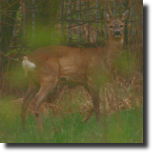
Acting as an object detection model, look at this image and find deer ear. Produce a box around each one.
[120,10,129,21]
[103,10,111,22]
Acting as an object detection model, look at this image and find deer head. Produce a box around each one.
[103,10,129,42]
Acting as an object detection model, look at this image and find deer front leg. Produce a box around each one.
[82,84,100,123]
[89,85,100,123]
[82,108,94,123]
[82,84,94,123]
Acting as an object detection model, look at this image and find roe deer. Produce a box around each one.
[21,10,129,130]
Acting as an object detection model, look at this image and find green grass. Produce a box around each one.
[0,98,143,143]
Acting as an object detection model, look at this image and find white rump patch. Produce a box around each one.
[22,56,36,71]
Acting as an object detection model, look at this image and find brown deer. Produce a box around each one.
[21,9,129,130]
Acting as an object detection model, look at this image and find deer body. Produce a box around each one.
[21,10,129,130]
[24,46,105,83]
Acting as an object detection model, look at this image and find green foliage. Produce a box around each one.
[114,51,139,76]
[0,99,143,143]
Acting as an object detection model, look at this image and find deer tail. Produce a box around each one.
[22,56,36,77]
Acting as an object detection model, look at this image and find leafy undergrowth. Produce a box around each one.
[0,97,143,143]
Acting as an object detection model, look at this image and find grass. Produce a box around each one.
[0,98,143,143]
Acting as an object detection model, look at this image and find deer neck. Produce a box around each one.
[104,38,124,71]
[106,38,123,58]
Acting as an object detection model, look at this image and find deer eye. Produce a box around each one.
[120,25,123,28]
[109,26,113,28]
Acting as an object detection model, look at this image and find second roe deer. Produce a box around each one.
[21,9,129,130]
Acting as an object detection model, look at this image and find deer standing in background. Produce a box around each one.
[21,10,129,131]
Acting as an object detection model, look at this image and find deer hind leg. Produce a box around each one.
[91,87,100,123]
[31,80,57,131]
[21,79,38,126]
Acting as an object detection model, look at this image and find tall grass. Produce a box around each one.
[0,96,143,143]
